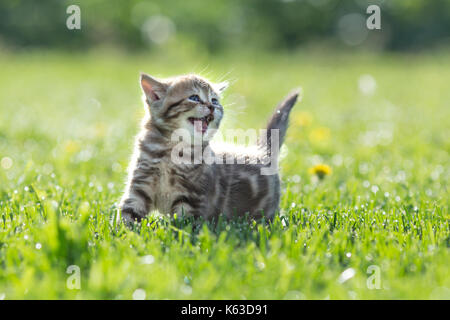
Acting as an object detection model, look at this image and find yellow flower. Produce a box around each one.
[293,111,313,127]
[64,140,80,154]
[309,127,331,143]
[94,122,107,138]
[308,164,332,180]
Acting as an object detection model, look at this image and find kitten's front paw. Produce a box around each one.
[121,207,144,224]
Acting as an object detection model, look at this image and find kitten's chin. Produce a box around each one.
[172,117,219,145]
[189,124,218,145]
[202,123,219,142]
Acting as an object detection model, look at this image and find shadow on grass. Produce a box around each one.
[123,210,288,249]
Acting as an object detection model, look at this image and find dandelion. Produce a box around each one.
[308,164,332,180]
[64,140,80,154]
[132,288,146,300]
[1,157,13,170]
[309,127,330,143]
[338,268,355,284]
[94,122,107,138]
[293,111,313,127]
[140,255,155,265]
[358,74,377,96]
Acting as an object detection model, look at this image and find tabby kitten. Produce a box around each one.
[119,73,299,222]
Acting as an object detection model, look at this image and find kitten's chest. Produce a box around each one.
[153,161,200,211]
[152,161,177,210]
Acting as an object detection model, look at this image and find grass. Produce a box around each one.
[0,48,449,299]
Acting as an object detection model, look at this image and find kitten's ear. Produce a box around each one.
[140,73,168,102]
[214,81,229,95]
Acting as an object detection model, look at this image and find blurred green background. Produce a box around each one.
[0,0,449,52]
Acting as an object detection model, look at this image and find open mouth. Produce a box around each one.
[188,115,214,134]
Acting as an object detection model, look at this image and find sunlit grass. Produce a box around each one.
[0,49,449,299]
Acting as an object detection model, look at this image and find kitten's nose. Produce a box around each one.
[206,104,214,113]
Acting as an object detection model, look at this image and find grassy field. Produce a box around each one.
[0,48,449,299]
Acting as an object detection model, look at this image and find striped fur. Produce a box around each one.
[119,73,298,223]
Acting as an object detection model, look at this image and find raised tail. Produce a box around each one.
[259,89,300,153]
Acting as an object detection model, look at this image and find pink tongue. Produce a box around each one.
[194,120,207,133]
[202,121,208,133]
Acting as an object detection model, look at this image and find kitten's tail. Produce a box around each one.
[259,89,300,154]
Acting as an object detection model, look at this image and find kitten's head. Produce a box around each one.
[140,73,227,142]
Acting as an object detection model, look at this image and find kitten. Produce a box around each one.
[119,73,299,222]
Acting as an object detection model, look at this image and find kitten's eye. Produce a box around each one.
[211,98,219,105]
[189,94,200,102]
